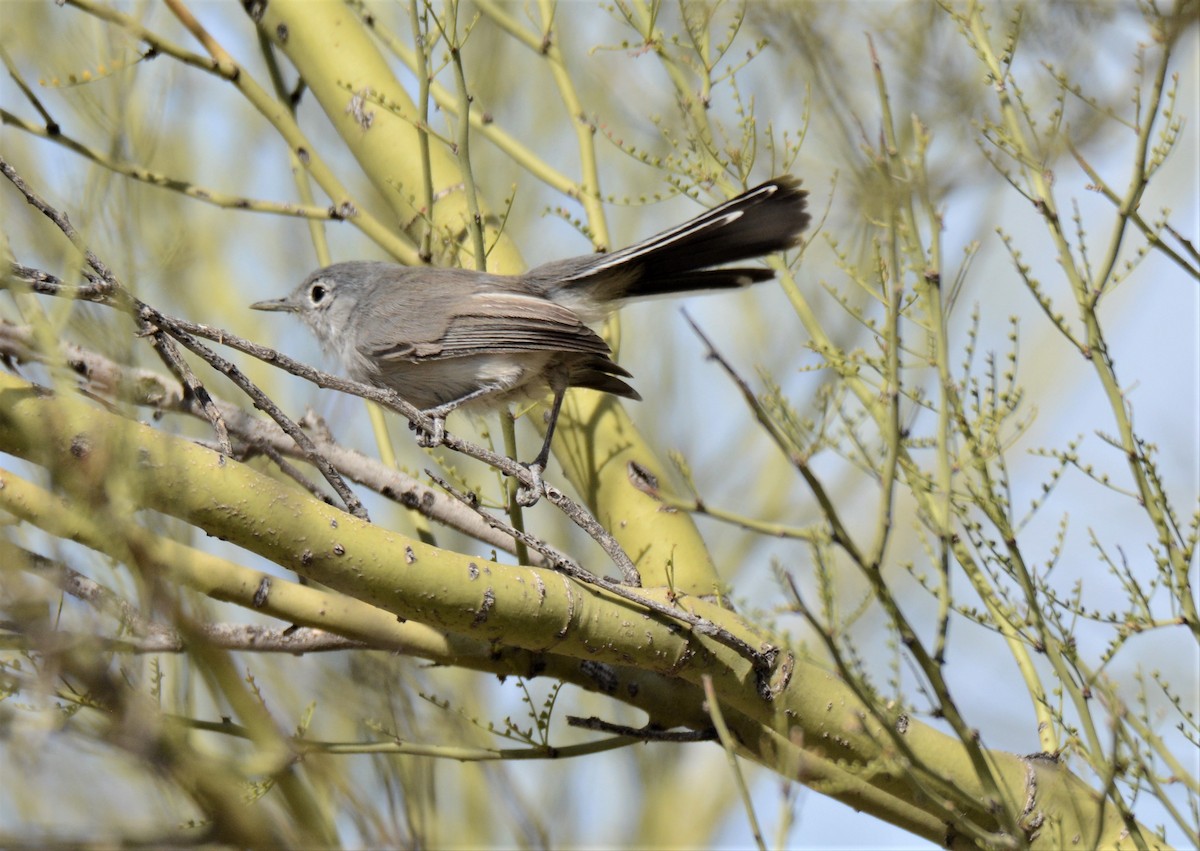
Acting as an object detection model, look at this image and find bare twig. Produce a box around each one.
[682,309,866,566]
[149,316,369,520]
[566,715,716,742]
[702,674,767,851]
[146,328,233,455]
[252,440,341,506]
[426,470,587,573]
[0,160,120,291]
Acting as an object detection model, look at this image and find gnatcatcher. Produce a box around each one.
[252,176,810,505]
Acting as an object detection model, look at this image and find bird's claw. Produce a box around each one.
[411,415,446,449]
[515,462,545,508]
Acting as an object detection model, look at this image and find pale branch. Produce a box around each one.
[2,621,366,655]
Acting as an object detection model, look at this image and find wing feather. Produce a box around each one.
[369,292,611,362]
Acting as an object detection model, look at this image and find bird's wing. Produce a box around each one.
[368,292,613,362]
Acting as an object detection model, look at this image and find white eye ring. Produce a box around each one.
[309,282,329,305]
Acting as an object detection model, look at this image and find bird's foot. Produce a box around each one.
[515,461,545,508]
[410,415,446,449]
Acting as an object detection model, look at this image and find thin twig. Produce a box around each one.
[682,308,866,566]
[253,441,339,506]
[0,157,119,292]
[0,43,59,132]
[148,315,368,520]
[147,329,233,455]
[702,674,767,851]
[566,715,716,742]
[426,471,584,572]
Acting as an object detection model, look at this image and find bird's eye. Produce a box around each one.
[309,283,328,305]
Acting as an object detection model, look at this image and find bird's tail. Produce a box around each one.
[539,176,810,305]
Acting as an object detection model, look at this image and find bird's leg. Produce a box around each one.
[413,383,506,448]
[516,385,566,508]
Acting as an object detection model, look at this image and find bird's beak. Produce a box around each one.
[249,298,297,312]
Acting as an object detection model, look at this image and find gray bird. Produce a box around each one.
[252,176,810,505]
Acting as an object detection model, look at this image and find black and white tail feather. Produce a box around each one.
[532,176,810,304]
